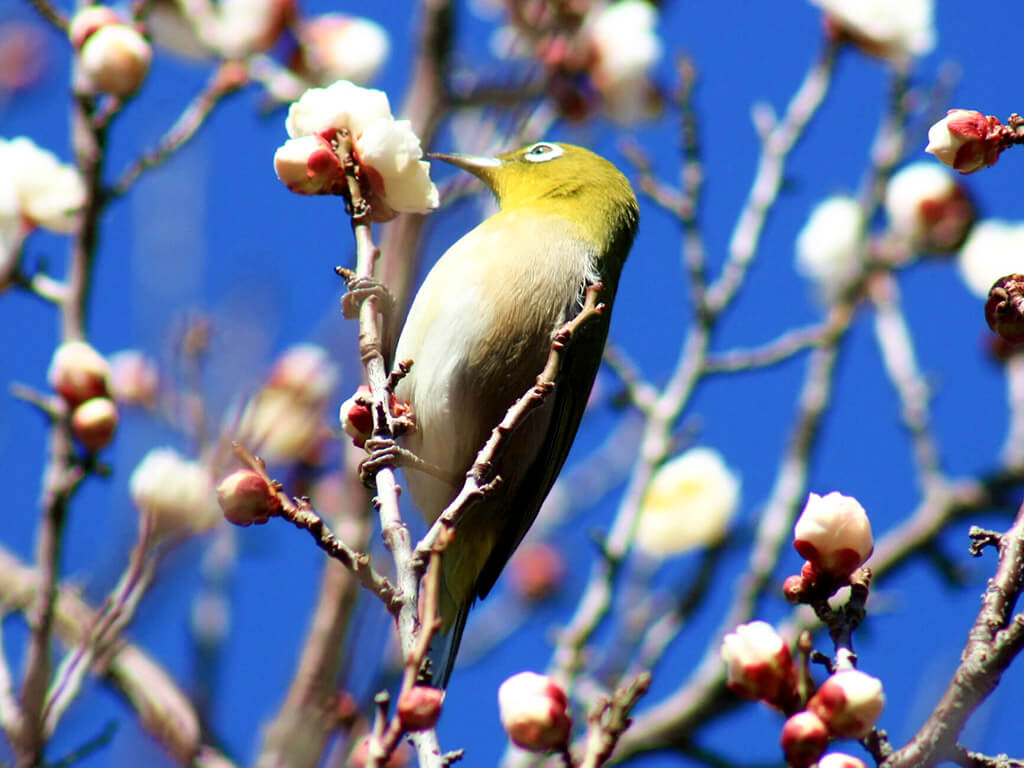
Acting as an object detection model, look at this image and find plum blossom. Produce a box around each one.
[498,672,572,752]
[807,669,885,738]
[130,447,220,536]
[276,80,438,218]
[781,711,829,768]
[795,196,864,298]
[884,162,973,252]
[793,491,873,577]
[926,110,1007,175]
[721,621,798,709]
[0,137,85,233]
[587,1,662,122]
[957,220,1024,299]
[79,23,152,96]
[635,447,740,557]
[301,14,389,85]
[809,0,934,61]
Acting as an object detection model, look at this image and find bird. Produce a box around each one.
[391,141,638,685]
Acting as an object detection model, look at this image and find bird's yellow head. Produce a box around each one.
[431,142,639,262]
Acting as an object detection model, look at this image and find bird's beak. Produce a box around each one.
[428,152,502,184]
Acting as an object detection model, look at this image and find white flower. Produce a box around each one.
[280,80,438,217]
[795,196,864,297]
[302,14,389,85]
[809,0,934,60]
[79,23,152,96]
[721,621,797,707]
[130,447,220,536]
[807,669,885,738]
[0,137,86,232]
[793,491,873,577]
[885,163,955,238]
[267,343,338,403]
[635,447,740,557]
[497,672,571,752]
[958,220,1024,299]
[587,0,661,122]
[214,0,292,58]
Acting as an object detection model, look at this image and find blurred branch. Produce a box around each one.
[23,0,67,32]
[702,323,828,374]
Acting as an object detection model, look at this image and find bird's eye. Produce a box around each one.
[524,143,564,163]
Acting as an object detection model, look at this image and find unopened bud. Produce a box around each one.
[819,753,869,768]
[274,135,346,196]
[497,672,572,752]
[780,711,829,768]
[396,686,444,732]
[793,492,873,578]
[70,397,118,451]
[340,386,373,447]
[69,5,121,49]
[925,110,1006,175]
[884,162,974,253]
[49,340,111,406]
[720,621,798,710]
[217,469,280,526]
[985,274,1024,344]
[80,23,151,97]
[807,669,885,739]
[508,542,565,601]
[347,736,410,768]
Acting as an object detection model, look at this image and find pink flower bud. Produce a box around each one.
[793,492,873,578]
[396,686,444,732]
[818,754,869,768]
[49,340,111,407]
[508,542,565,601]
[497,672,572,752]
[720,621,798,709]
[780,711,829,768]
[273,135,346,196]
[339,386,373,447]
[217,469,281,526]
[70,397,118,451]
[808,669,885,739]
[926,110,1006,175]
[69,5,122,50]
[108,350,160,407]
[347,736,410,768]
[79,23,152,97]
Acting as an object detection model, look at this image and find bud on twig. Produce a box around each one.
[217,469,281,526]
[793,492,873,578]
[925,110,1008,175]
[807,669,885,738]
[497,672,572,752]
[49,340,111,407]
[720,621,799,710]
[396,686,444,732]
[780,710,829,768]
[70,396,118,451]
[985,274,1024,343]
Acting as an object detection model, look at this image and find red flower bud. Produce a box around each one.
[781,711,829,768]
[217,469,281,526]
[396,686,444,732]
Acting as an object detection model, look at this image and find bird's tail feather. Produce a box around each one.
[428,599,470,688]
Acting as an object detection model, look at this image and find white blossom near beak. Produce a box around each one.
[278,80,438,218]
[301,14,389,85]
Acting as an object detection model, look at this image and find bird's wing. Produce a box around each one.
[473,278,615,600]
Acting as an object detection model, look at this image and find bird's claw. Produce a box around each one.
[359,436,401,487]
[342,276,394,320]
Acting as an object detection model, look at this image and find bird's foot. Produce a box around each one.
[358,437,458,488]
[340,273,395,320]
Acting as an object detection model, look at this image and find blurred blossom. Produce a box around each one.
[926,110,1006,175]
[884,162,974,252]
[69,5,122,49]
[235,344,337,464]
[49,340,111,407]
[507,541,565,601]
[795,196,864,298]
[217,469,279,526]
[108,350,160,407]
[190,591,230,645]
[130,447,220,537]
[213,0,293,58]
[818,754,869,768]
[958,220,1024,299]
[70,397,119,451]
[634,446,739,557]
[809,0,934,60]
[396,686,445,731]
[79,23,152,97]
[781,711,829,768]
[985,274,1024,344]
[807,669,885,738]
[793,491,873,577]
[301,14,389,85]
[497,672,572,752]
[586,0,661,122]
[0,137,85,233]
[279,80,438,219]
[0,21,46,91]
[720,621,798,709]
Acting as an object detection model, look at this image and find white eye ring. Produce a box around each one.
[523,143,564,163]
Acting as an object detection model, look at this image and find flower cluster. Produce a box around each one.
[809,0,934,61]
[274,80,438,220]
[48,341,119,452]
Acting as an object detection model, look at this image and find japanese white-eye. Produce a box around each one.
[393,141,638,684]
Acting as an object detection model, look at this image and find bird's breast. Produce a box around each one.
[393,209,597,520]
